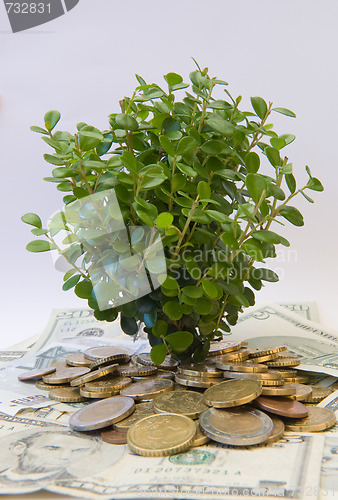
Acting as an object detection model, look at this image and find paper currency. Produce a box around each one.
[0,411,324,499]
[229,302,338,378]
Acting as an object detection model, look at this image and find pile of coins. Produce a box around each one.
[18,341,336,457]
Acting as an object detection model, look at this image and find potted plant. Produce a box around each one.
[22,62,323,364]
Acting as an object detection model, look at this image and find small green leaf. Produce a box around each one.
[307,177,324,191]
[121,315,138,335]
[245,152,260,173]
[152,320,168,338]
[251,97,267,119]
[62,275,81,291]
[285,173,296,194]
[270,137,287,150]
[182,286,203,299]
[272,107,296,118]
[163,301,183,320]
[161,276,179,290]
[252,230,290,247]
[52,167,74,178]
[164,72,183,86]
[160,136,176,157]
[44,110,60,131]
[30,126,49,135]
[253,268,279,282]
[150,343,167,365]
[177,136,196,155]
[74,280,93,299]
[176,163,197,178]
[205,210,230,224]
[197,181,211,200]
[115,114,139,131]
[156,212,174,229]
[206,115,235,136]
[265,147,280,167]
[78,126,104,151]
[300,190,314,203]
[31,228,48,236]
[201,278,218,299]
[26,240,55,252]
[21,213,42,228]
[246,173,267,204]
[279,206,304,226]
[44,154,65,166]
[221,232,239,250]
[164,331,194,353]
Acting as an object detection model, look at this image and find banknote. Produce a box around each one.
[279,302,319,322]
[0,411,324,499]
[229,302,338,378]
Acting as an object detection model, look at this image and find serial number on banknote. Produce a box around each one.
[5,3,51,14]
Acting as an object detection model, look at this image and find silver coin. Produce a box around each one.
[84,346,133,361]
[199,406,273,446]
[69,396,135,431]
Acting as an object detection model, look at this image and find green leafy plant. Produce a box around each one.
[22,62,323,364]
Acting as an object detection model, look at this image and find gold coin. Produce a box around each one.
[277,352,298,359]
[84,346,133,361]
[203,379,262,408]
[223,371,284,385]
[85,375,132,392]
[266,358,300,368]
[48,387,85,402]
[191,421,210,447]
[70,364,119,387]
[282,376,309,384]
[249,353,279,363]
[284,406,336,432]
[153,390,208,418]
[69,396,135,431]
[42,366,91,385]
[215,361,268,373]
[210,348,251,363]
[18,367,56,381]
[135,353,179,370]
[120,379,174,401]
[35,380,69,391]
[66,353,93,368]
[249,346,287,357]
[117,365,157,377]
[262,384,297,397]
[306,386,332,403]
[127,413,196,457]
[175,373,221,389]
[114,402,156,431]
[90,354,130,369]
[130,354,145,367]
[80,387,117,399]
[208,340,242,356]
[269,369,298,379]
[267,415,285,444]
[286,383,313,401]
[199,406,273,446]
[178,363,223,378]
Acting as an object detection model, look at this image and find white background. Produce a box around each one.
[1,0,337,349]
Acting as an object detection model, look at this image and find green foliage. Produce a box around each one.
[24,63,323,362]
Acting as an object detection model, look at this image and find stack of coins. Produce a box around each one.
[17,342,336,456]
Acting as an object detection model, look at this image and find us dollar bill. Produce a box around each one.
[0,411,324,499]
[229,302,338,378]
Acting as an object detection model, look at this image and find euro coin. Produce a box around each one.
[306,386,332,403]
[120,379,174,401]
[135,353,179,370]
[208,340,242,356]
[203,379,262,408]
[35,380,69,391]
[191,421,210,447]
[90,354,130,369]
[80,387,117,399]
[269,369,298,379]
[199,407,273,446]
[178,363,223,378]
[70,364,119,387]
[175,373,220,389]
[84,346,133,361]
[18,367,56,381]
[69,396,135,431]
[255,396,309,418]
[267,415,285,444]
[266,358,300,368]
[42,366,90,385]
[127,413,196,457]
[287,383,313,401]
[48,387,85,403]
[153,390,208,418]
[113,402,156,431]
[66,353,93,368]
[261,384,297,397]
[117,366,157,377]
[154,370,176,380]
[249,346,287,357]
[282,376,309,384]
[101,427,128,445]
[249,353,279,363]
[223,371,284,385]
[284,406,336,432]
[84,375,132,392]
[215,361,268,373]
[210,348,251,362]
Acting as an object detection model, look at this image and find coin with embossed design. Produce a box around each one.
[84,346,133,361]
[18,367,56,381]
[42,366,90,385]
[85,375,132,392]
[120,379,174,401]
[153,390,208,418]
[70,364,119,387]
[208,341,242,356]
[66,353,93,368]
[284,406,336,432]
[203,379,262,408]
[48,386,85,403]
[114,402,156,431]
[127,413,196,456]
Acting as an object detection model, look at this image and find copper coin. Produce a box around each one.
[69,396,135,431]
[284,406,336,432]
[255,396,309,418]
[42,366,90,385]
[101,427,128,445]
[84,346,133,361]
[18,367,56,381]
[66,353,93,368]
[70,364,119,386]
